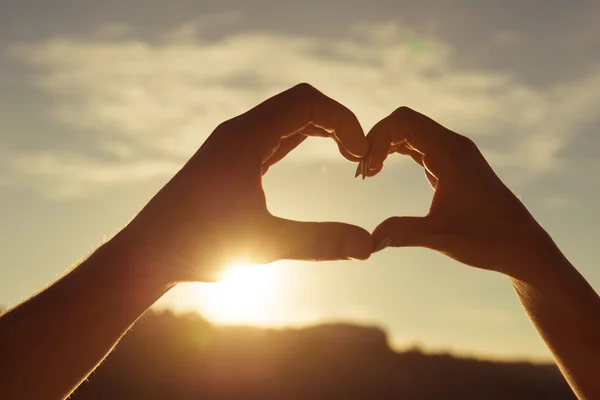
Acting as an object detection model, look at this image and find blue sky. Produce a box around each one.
[1,0,600,361]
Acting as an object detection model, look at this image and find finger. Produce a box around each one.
[228,83,368,162]
[296,124,360,162]
[361,139,399,178]
[389,142,405,153]
[366,106,458,175]
[424,169,437,189]
[263,134,307,172]
[266,217,373,261]
[372,216,443,252]
[396,145,438,188]
[262,124,360,174]
[337,141,362,162]
[302,124,331,138]
[394,142,424,167]
[365,143,438,187]
[365,126,394,172]
[363,163,383,177]
[363,142,421,178]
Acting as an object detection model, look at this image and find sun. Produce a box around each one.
[199,261,280,325]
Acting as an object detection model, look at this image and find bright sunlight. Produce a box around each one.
[195,261,281,325]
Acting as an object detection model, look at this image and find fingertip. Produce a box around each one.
[342,139,370,160]
[342,226,373,260]
[348,252,371,261]
[366,154,387,174]
[351,135,370,158]
[358,138,371,158]
[372,216,436,249]
[371,217,399,245]
[337,142,364,163]
[364,161,383,178]
[373,237,392,253]
[364,132,391,175]
[270,218,373,262]
[335,115,369,159]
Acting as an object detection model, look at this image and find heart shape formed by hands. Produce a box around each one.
[125,83,545,283]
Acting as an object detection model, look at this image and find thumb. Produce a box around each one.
[265,216,373,262]
[372,216,442,252]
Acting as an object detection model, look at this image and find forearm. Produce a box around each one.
[0,232,173,400]
[510,237,600,399]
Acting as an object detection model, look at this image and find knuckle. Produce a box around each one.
[344,107,359,123]
[454,134,480,153]
[214,118,236,135]
[391,106,417,120]
[292,82,319,98]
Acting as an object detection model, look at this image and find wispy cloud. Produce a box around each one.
[7,152,181,198]
[6,18,600,197]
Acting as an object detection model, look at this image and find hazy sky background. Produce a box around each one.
[2,0,600,361]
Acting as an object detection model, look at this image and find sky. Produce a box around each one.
[1,0,600,361]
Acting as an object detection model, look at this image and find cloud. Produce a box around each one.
[7,151,181,198]
[93,23,132,39]
[6,18,600,196]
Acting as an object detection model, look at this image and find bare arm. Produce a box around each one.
[510,247,600,398]
[365,106,600,399]
[0,237,173,400]
[0,84,372,400]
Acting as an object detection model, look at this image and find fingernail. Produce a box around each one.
[361,160,365,179]
[355,161,363,178]
[343,235,372,260]
[374,237,392,252]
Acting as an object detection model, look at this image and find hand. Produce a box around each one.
[117,84,372,283]
[366,107,554,281]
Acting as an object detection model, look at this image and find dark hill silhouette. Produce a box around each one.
[70,311,575,399]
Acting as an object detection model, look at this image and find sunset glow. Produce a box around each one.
[197,262,280,325]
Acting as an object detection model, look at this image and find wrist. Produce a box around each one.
[99,229,177,295]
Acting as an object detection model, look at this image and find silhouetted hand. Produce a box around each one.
[119,84,372,283]
[366,107,553,281]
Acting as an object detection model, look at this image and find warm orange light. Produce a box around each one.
[200,261,279,324]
